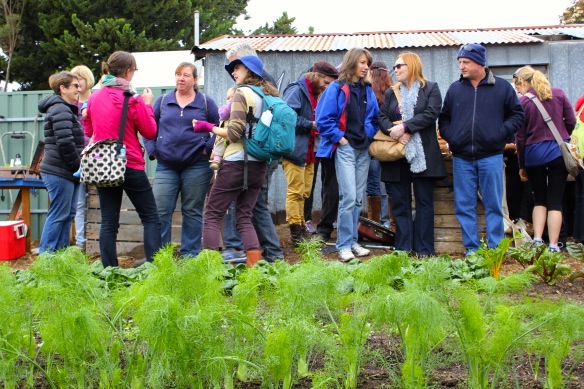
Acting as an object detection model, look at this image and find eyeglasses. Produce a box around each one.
[70,83,80,89]
[393,64,407,70]
[460,44,479,53]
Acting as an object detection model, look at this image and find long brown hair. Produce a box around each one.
[338,48,372,85]
[369,61,393,105]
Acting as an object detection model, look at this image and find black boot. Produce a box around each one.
[289,224,305,246]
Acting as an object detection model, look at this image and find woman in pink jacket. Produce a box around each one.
[85,51,161,267]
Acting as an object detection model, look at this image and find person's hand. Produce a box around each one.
[397,133,411,144]
[192,119,215,133]
[519,168,529,182]
[141,88,153,105]
[389,124,405,140]
[339,137,349,146]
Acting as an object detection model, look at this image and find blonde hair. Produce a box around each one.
[397,52,427,89]
[48,71,78,95]
[514,66,552,101]
[70,65,95,89]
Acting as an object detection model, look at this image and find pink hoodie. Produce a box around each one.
[85,87,157,170]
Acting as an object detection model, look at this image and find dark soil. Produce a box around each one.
[5,227,584,388]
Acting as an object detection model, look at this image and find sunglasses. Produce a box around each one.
[70,83,80,89]
[393,64,407,70]
[460,44,479,53]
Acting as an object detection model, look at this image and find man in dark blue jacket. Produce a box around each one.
[439,43,524,255]
[282,61,338,245]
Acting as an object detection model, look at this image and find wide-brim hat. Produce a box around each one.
[225,55,264,81]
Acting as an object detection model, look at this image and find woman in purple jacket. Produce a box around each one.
[513,66,576,252]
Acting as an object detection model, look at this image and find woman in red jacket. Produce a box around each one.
[85,51,161,267]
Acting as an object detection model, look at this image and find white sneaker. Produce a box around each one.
[338,248,355,262]
[351,243,370,257]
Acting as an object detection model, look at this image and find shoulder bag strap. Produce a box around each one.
[117,90,132,151]
[524,92,564,146]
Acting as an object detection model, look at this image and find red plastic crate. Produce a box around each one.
[0,221,27,261]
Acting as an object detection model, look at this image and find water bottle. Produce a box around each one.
[14,154,22,167]
[117,147,127,161]
[260,108,273,126]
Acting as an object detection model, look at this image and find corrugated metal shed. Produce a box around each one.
[191,24,584,57]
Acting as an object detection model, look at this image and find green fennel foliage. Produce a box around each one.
[25,248,113,388]
[0,264,35,389]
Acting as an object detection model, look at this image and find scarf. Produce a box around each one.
[100,74,136,94]
[400,81,426,173]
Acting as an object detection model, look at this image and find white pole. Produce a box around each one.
[194,11,200,46]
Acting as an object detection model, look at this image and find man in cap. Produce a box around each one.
[439,43,524,255]
[281,61,339,245]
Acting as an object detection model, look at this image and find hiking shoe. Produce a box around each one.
[338,248,355,262]
[351,243,370,257]
[305,220,317,234]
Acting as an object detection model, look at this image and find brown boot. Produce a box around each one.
[246,250,262,268]
[367,196,382,223]
[289,223,306,246]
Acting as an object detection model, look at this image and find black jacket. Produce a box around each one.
[38,95,85,181]
[378,81,446,182]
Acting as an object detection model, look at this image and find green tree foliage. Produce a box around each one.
[252,12,304,35]
[10,0,249,90]
[0,0,27,90]
[562,0,584,24]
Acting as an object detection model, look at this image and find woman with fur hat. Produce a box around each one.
[193,55,278,266]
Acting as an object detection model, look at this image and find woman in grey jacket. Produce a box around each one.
[379,52,445,256]
[38,71,85,253]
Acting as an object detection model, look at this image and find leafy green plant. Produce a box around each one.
[24,247,115,388]
[450,289,531,389]
[508,243,571,285]
[0,264,37,389]
[476,237,513,279]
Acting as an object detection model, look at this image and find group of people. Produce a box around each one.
[36,41,582,266]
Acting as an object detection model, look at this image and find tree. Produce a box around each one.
[0,0,27,91]
[9,0,249,90]
[561,0,584,24]
[251,12,311,35]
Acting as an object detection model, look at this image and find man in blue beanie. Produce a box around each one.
[439,43,524,256]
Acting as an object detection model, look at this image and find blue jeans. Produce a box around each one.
[222,160,284,260]
[97,168,161,267]
[335,144,370,250]
[74,184,87,247]
[39,173,80,253]
[153,159,212,257]
[453,155,504,251]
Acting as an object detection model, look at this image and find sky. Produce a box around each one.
[235,0,576,34]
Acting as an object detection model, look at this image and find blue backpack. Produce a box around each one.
[240,84,297,162]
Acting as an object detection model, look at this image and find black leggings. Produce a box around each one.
[526,156,568,211]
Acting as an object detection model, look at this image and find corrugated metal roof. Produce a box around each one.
[192,24,584,57]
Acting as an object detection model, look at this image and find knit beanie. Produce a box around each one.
[457,43,487,66]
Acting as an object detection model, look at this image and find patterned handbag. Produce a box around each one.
[80,91,131,187]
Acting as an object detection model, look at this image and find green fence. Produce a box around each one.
[0,86,175,240]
